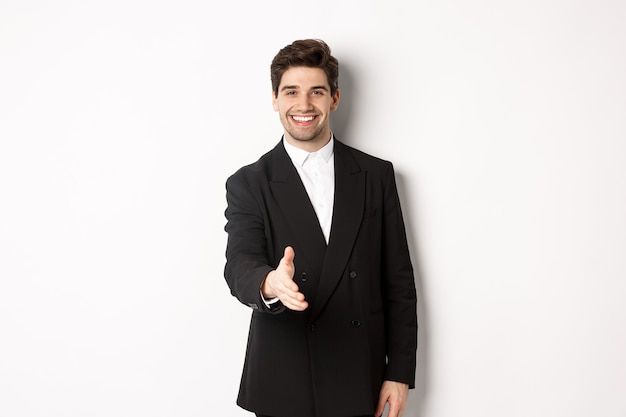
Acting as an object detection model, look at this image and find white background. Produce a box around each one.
[1,1,625,416]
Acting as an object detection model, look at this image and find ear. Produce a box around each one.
[272,91,279,112]
[330,89,340,111]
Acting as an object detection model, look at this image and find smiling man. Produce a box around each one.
[224,39,418,417]
[273,65,338,151]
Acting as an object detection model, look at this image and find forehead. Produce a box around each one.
[279,66,330,89]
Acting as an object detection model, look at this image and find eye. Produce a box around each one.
[312,90,324,95]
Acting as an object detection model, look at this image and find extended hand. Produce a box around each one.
[261,246,308,311]
[375,380,409,417]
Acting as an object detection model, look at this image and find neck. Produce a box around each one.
[284,131,332,153]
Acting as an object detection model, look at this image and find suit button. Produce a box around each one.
[351,320,361,327]
[308,323,316,332]
[349,271,357,279]
[301,272,308,282]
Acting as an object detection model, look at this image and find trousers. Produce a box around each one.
[256,415,375,417]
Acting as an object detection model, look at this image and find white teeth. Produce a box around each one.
[292,116,314,122]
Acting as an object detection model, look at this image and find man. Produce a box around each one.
[224,39,417,417]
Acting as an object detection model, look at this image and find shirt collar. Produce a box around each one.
[283,134,335,167]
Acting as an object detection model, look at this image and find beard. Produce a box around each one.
[285,126,325,142]
[282,115,327,143]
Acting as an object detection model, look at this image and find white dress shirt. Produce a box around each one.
[283,136,335,244]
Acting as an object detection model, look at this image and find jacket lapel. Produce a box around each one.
[309,141,365,321]
[269,142,327,279]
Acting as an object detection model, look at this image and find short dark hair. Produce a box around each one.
[271,39,339,96]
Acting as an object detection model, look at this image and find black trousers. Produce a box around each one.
[256,415,374,417]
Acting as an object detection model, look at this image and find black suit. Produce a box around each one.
[224,139,417,417]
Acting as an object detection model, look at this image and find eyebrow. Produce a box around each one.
[280,85,329,92]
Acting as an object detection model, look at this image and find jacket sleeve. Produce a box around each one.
[224,170,285,314]
[381,162,418,387]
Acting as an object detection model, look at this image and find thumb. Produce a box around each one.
[282,246,295,266]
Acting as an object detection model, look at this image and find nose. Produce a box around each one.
[296,94,314,111]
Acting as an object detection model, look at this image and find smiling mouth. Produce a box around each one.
[291,115,316,123]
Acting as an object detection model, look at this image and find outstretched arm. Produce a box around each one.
[225,171,308,313]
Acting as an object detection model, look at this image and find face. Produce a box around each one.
[272,66,340,151]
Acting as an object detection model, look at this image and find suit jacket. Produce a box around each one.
[224,138,417,417]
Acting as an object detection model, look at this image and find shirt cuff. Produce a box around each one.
[260,289,280,308]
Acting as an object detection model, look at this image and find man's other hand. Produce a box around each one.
[375,380,409,417]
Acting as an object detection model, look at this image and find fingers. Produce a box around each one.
[387,401,405,417]
[374,391,387,417]
[278,286,308,311]
[277,282,308,311]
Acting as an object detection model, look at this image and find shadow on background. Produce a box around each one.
[396,172,429,417]
[332,61,356,146]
